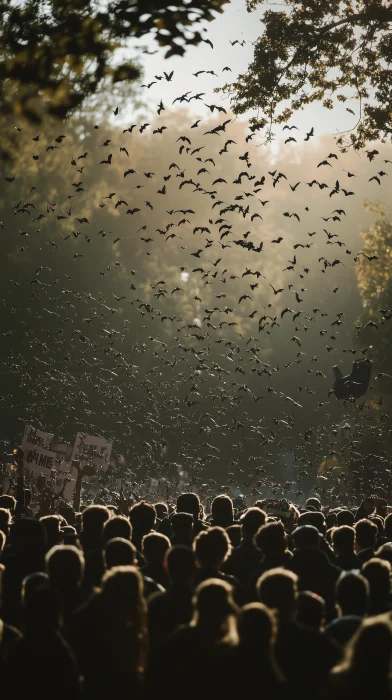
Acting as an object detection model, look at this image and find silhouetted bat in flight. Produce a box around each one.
[332,359,372,400]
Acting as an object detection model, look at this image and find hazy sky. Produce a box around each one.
[127,0,359,147]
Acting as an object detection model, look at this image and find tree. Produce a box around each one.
[220,0,392,149]
[356,202,392,375]
[0,0,228,127]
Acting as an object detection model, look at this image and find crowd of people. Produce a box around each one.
[0,468,391,700]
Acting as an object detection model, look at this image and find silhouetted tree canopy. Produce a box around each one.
[0,0,228,124]
[220,0,392,149]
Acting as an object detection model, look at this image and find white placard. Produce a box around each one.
[21,425,57,475]
[70,433,112,473]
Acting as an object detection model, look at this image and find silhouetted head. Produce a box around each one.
[226,524,242,548]
[355,519,378,551]
[154,502,169,520]
[336,510,355,527]
[292,524,320,550]
[193,578,238,637]
[238,602,276,650]
[334,615,392,679]
[165,545,196,584]
[171,512,194,543]
[240,507,266,539]
[40,515,62,550]
[176,493,201,519]
[336,571,369,617]
[103,515,132,544]
[297,591,325,630]
[82,505,110,545]
[332,525,356,554]
[0,495,16,516]
[0,508,11,537]
[211,495,234,528]
[298,510,326,534]
[129,501,156,535]
[46,544,85,590]
[306,497,321,512]
[194,526,231,569]
[257,568,298,621]
[363,558,391,604]
[255,521,287,556]
[104,537,137,569]
[142,532,170,565]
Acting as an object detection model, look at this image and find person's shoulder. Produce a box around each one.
[221,571,243,588]
[147,589,166,609]
[2,621,22,644]
[163,624,196,649]
[143,575,165,596]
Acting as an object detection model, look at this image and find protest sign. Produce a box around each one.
[260,498,292,521]
[21,425,58,476]
[70,433,112,473]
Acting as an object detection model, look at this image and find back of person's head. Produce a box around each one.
[165,545,195,584]
[297,511,326,534]
[11,517,46,555]
[337,509,355,527]
[22,572,48,605]
[257,567,298,619]
[104,537,137,569]
[306,497,321,511]
[255,521,287,556]
[23,580,59,633]
[194,526,231,569]
[362,558,391,601]
[142,532,170,564]
[211,495,234,528]
[226,524,242,548]
[326,512,337,530]
[154,502,169,520]
[334,615,392,679]
[176,493,201,519]
[193,578,238,634]
[332,525,355,554]
[336,571,369,616]
[100,565,145,615]
[292,524,320,550]
[238,602,276,650]
[0,495,16,515]
[102,515,132,544]
[0,508,11,537]
[82,505,110,540]
[240,507,266,539]
[297,591,325,630]
[171,512,193,540]
[355,518,378,550]
[384,513,392,542]
[58,503,76,527]
[375,542,392,565]
[370,514,385,539]
[40,515,61,548]
[129,501,156,534]
[46,544,85,590]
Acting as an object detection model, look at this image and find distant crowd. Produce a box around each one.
[0,468,391,700]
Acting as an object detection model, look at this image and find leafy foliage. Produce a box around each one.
[356,203,392,374]
[0,0,228,125]
[220,0,392,149]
